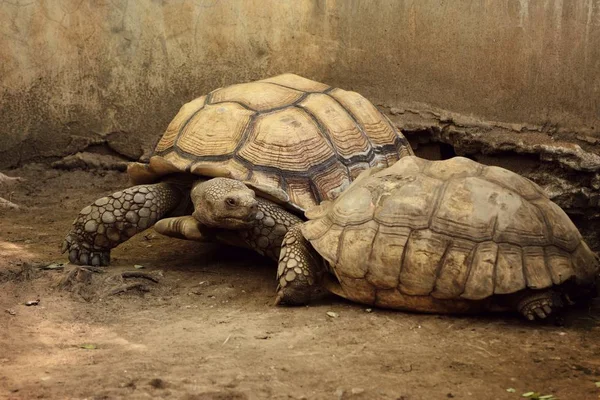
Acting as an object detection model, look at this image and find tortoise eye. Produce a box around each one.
[225,197,236,206]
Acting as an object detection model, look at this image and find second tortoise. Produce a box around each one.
[275,156,599,320]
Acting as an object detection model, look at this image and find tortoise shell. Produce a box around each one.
[302,156,599,309]
[128,74,413,211]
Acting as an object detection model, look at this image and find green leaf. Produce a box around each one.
[79,343,97,350]
[506,388,516,393]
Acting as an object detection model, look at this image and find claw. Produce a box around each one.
[542,305,552,314]
[534,307,547,319]
[526,313,535,321]
[69,249,79,263]
[273,292,284,306]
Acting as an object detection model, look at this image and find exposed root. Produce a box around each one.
[121,271,160,283]
[107,282,150,296]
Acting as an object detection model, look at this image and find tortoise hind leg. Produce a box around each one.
[274,224,323,306]
[63,182,183,266]
[515,290,562,321]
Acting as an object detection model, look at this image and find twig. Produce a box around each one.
[107,283,149,296]
[121,271,160,283]
[222,334,232,345]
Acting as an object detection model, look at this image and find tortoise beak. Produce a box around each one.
[246,200,259,221]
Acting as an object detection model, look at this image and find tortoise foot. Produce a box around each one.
[517,291,559,321]
[275,280,313,306]
[63,183,183,266]
[63,233,111,266]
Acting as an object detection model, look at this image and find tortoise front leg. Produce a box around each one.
[274,224,324,306]
[63,183,183,266]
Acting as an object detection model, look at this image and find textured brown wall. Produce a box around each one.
[1,0,599,168]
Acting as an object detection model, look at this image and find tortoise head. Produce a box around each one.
[191,178,258,229]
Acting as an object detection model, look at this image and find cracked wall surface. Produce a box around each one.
[1,0,599,168]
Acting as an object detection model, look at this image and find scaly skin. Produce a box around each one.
[63,183,183,266]
[274,224,323,305]
[239,198,302,261]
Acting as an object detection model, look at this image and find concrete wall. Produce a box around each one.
[1,0,599,168]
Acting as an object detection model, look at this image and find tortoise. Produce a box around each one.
[62,73,413,265]
[274,156,599,320]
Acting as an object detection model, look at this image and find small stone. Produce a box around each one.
[5,309,16,316]
[365,308,373,313]
[134,264,145,269]
[25,299,40,306]
[254,334,270,340]
[351,388,365,395]
[326,311,339,318]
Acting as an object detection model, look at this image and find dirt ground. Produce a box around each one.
[1,164,599,400]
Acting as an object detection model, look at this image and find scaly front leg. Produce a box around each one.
[274,224,324,306]
[63,183,183,266]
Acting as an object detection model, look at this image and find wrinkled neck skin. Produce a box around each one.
[161,174,206,217]
[236,197,303,261]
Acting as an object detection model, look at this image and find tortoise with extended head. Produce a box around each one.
[63,74,413,265]
[275,156,599,320]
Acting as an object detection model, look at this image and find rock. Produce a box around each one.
[51,152,128,171]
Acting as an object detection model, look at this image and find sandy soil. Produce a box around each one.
[1,164,599,400]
